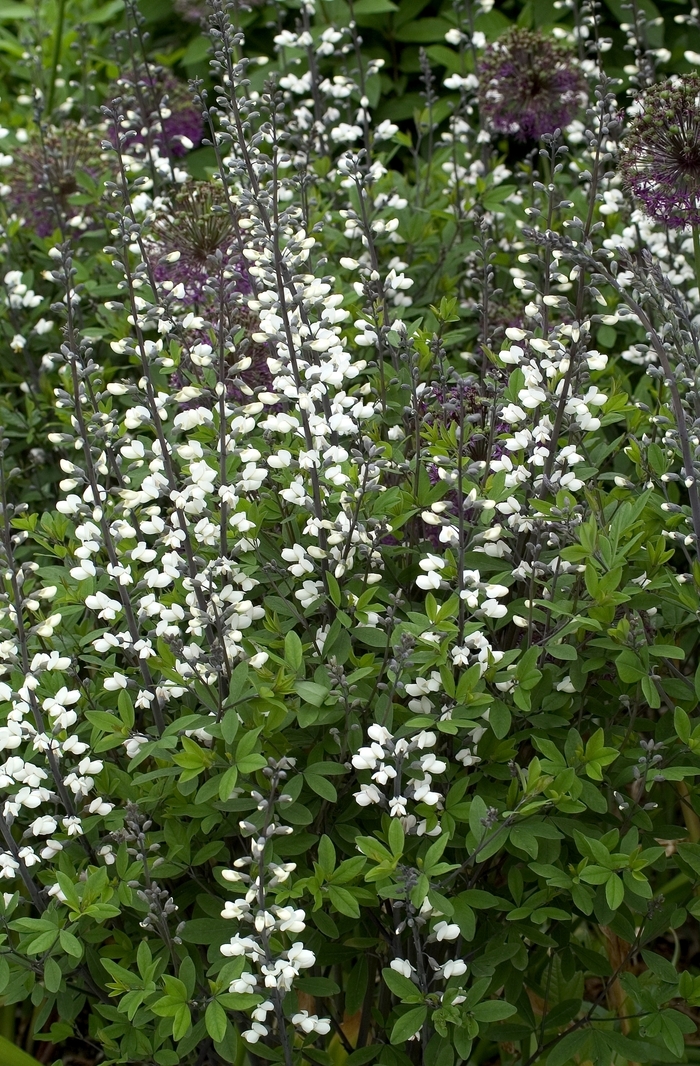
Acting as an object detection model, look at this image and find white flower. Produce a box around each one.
[85,591,122,621]
[274,907,306,933]
[375,119,398,141]
[433,921,460,941]
[286,943,316,969]
[331,123,362,143]
[354,783,383,806]
[390,958,416,979]
[282,544,314,578]
[417,554,446,590]
[294,580,323,609]
[104,673,128,691]
[419,753,446,775]
[481,599,508,619]
[442,959,468,978]
[455,747,481,768]
[444,73,478,91]
[292,1011,331,1035]
[30,815,57,836]
[242,1023,267,1044]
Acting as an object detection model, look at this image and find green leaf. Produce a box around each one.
[354,626,388,648]
[295,681,331,706]
[205,1001,228,1043]
[326,570,342,607]
[382,967,421,1001]
[390,1006,427,1044]
[471,1000,517,1022]
[480,185,518,212]
[235,727,262,761]
[0,1036,44,1066]
[59,929,83,958]
[306,774,337,801]
[284,631,303,674]
[0,2,35,18]
[237,754,267,774]
[489,701,511,739]
[546,1030,589,1066]
[395,16,451,41]
[218,765,239,802]
[677,842,700,876]
[354,0,398,11]
[675,707,691,744]
[295,977,341,997]
[345,1049,381,1065]
[221,708,239,747]
[43,957,62,994]
[173,1003,192,1042]
[548,643,578,660]
[328,886,361,918]
[469,796,488,842]
[181,919,233,946]
[389,818,405,858]
[615,648,647,683]
[217,993,263,1011]
[318,834,336,876]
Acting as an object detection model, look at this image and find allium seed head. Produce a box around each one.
[478,29,585,142]
[620,73,700,229]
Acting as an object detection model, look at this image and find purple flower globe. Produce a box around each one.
[478,29,585,142]
[620,73,700,229]
[5,123,100,238]
[149,182,272,402]
[149,182,245,304]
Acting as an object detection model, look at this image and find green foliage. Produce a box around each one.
[0,0,699,1066]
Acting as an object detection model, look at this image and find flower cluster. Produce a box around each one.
[620,72,700,228]
[219,760,331,1047]
[478,29,586,140]
[352,725,448,830]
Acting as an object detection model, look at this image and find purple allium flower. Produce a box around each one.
[478,29,585,141]
[149,182,271,402]
[149,182,244,304]
[108,66,203,159]
[620,74,700,229]
[5,122,100,238]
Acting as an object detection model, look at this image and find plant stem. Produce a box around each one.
[47,0,66,114]
[692,225,700,297]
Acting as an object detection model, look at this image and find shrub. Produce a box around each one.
[2,2,700,1066]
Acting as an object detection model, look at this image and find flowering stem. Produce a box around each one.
[692,225,700,297]
[46,0,66,114]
